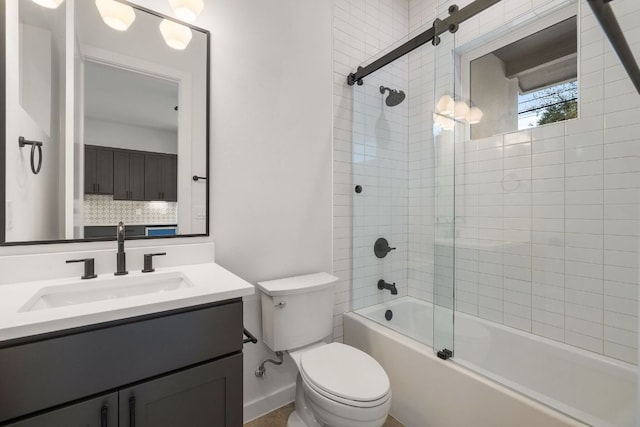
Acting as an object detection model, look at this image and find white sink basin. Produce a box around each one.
[19,272,194,312]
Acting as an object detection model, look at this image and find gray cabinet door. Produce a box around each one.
[144,154,163,200]
[5,393,117,427]
[161,155,177,202]
[114,151,145,200]
[120,354,242,427]
[144,153,177,201]
[85,146,113,195]
[113,150,130,200]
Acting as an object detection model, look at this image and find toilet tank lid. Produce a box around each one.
[256,272,338,296]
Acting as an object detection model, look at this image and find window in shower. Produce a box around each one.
[467,14,577,140]
[517,80,577,129]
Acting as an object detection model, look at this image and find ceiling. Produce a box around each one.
[84,61,179,132]
[491,16,577,93]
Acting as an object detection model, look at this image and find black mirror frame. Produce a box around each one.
[0,0,210,246]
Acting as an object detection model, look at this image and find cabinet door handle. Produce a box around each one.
[101,405,108,427]
[129,396,136,427]
[97,183,100,193]
[93,183,96,193]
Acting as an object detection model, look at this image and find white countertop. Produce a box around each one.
[0,262,254,342]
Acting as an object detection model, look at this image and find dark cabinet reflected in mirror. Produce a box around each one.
[1,0,209,245]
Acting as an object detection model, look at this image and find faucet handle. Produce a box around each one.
[66,258,97,280]
[142,252,167,273]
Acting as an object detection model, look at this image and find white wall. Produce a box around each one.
[84,118,177,154]
[5,3,66,242]
[206,0,333,420]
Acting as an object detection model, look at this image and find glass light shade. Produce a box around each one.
[169,0,204,22]
[95,0,136,31]
[453,101,470,120]
[434,114,454,131]
[467,106,483,124]
[436,95,454,115]
[159,19,193,50]
[31,0,65,8]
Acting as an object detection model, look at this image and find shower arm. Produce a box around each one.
[347,0,502,86]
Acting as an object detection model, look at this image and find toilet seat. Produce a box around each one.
[299,343,390,408]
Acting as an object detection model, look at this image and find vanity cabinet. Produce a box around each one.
[121,354,241,427]
[113,150,145,201]
[0,299,243,427]
[5,394,118,427]
[85,146,114,195]
[144,153,178,201]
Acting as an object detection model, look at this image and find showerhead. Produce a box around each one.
[379,86,406,107]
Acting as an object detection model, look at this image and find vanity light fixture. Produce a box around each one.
[95,0,136,31]
[31,0,65,8]
[168,0,204,23]
[159,19,193,50]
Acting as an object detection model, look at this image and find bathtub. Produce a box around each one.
[344,297,637,427]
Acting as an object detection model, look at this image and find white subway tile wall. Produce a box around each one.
[333,0,639,364]
[333,0,413,342]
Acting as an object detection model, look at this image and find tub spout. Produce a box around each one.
[377,279,397,295]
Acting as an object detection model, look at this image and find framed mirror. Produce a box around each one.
[1,0,209,245]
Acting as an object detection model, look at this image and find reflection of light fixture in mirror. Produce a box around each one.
[436,94,483,126]
[453,101,470,120]
[31,0,64,8]
[467,107,483,124]
[169,0,204,23]
[95,0,136,31]
[159,19,193,50]
[436,95,454,116]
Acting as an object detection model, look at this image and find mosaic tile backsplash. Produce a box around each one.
[84,194,178,226]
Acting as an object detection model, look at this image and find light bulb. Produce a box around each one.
[159,19,193,50]
[467,106,483,124]
[31,0,64,8]
[169,0,204,22]
[95,0,136,31]
[453,101,469,120]
[436,95,454,115]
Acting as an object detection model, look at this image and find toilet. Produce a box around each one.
[256,272,392,427]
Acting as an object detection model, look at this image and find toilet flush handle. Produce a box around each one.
[275,301,287,309]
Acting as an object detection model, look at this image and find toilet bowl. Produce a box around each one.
[256,273,392,427]
[289,342,391,427]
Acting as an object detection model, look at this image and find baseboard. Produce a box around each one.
[243,383,296,423]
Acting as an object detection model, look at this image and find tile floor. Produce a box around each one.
[244,403,404,426]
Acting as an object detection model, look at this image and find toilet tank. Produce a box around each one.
[256,272,338,352]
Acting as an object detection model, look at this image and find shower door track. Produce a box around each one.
[346,0,502,86]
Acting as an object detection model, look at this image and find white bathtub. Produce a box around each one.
[346,297,637,427]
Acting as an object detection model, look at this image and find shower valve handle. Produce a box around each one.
[374,237,396,258]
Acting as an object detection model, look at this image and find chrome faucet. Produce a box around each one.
[115,221,128,275]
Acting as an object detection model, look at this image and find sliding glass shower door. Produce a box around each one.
[431,7,457,359]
